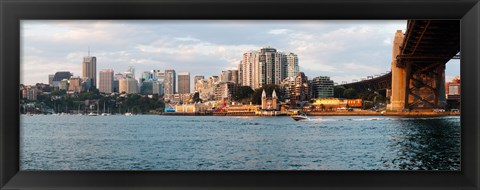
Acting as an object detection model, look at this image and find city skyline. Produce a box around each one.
[20,20,460,86]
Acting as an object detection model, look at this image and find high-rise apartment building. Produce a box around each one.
[82,55,96,88]
[178,72,191,94]
[164,69,176,95]
[239,47,294,89]
[286,53,299,78]
[99,69,114,94]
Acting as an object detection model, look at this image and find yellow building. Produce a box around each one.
[226,104,260,112]
[175,104,210,113]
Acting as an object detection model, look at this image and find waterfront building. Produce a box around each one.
[311,98,363,111]
[59,79,69,90]
[119,78,138,94]
[261,89,278,111]
[48,74,54,86]
[312,76,334,98]
[178,72,191,94]
[291,72,309,103]
[82,55,96,88]
[446,76,460,100]
[99,69,114,94]
[164,69,176,95]
[52,71,72,88]
[68,77,83,93]
[175,103,210,113]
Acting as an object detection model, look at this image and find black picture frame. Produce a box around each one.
[1,0,479,189]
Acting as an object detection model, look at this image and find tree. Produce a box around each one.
[232,86,254,102]
[334,86,346,98]
[251,84,284,105]
[343,88,357,99]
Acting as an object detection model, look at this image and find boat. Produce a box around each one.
[291,113,308,121]
[124,112,133,116]
[88,112,98,116]
[101,113,110,116]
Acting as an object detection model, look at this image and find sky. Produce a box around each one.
[20,20,460,86]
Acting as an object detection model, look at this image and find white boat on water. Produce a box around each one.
[88,112,98,116]
[291,113,308,121]
[101,113,110,116]
[124,112,133,116]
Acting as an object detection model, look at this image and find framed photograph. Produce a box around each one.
[1,0,479,189]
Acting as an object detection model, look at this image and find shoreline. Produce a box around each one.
[149,111,460,117]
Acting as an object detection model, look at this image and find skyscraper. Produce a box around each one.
[99,69,114,94]
[164,69,176,95]
[82,53,97,88]
[178,72,190,94]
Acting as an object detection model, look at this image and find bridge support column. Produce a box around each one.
[387,30,406,112]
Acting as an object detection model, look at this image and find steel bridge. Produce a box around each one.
[339,20,460,111]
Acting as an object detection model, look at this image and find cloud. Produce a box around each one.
[20,20,458,88]
[268,29,291,35]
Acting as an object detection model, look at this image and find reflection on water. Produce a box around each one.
[20,115,460,170]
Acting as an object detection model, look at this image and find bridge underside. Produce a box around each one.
[390,20,460,111]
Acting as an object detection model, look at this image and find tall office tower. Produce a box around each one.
[82,52,97,88]
[237,62,243,85]
[48,74,54,86]
[312,76,334,98]
[286,53,299,78]
[164,69,176,95]
[99,69,114,94]
[241,51,257,87]
[178,72,191,94]
[119,78,138,94]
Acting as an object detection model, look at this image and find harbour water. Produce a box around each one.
[20,115,460,170]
